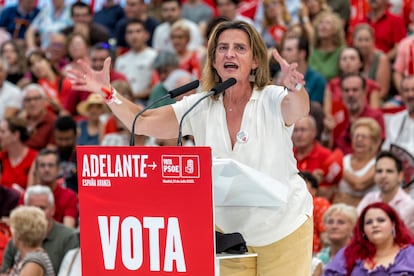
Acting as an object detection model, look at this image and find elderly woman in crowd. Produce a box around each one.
[69,20,312,275]
[0,206,54,276]
[335,118,382,207]
[317,203,358,265]
[323,202,414,275]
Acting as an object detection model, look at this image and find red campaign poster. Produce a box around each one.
[77,146,214,275]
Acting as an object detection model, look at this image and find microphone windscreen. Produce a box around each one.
[168,79,200,98]
[211,78,237,95]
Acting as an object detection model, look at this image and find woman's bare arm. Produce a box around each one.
[67,58,179,139]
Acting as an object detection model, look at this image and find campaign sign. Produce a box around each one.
[77,146,214,275]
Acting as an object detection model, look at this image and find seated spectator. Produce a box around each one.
[0,116,37,192]
[382,75,414,157]
[215,0,254,25]
[0,40,27,87]
[26,50,72,115]
[147,50,197,146]
[62,32,91,77]
[148,50,196,108]
[0,56,22,120]
[300,171,331,254]
[31,149,78,228]
[4,206,54,276]
[308,11,345,81]
[52,116,78,194]
[324,47,381,137]
[323,202,414,275]
[60,1,110,46]
[152,0,203,52]
[76,94,107,146]
[115,19,157,103]
[0,0,40,40]
[24,0,72,50]
[316,203,358,265]
[259,0,291,49]
[357,151,414,235]
[113,0,159,50]
[45,32,70,73]
[324,73,385,154]
[382,75,414,196]
[93,0,125,38]
[279,35,326,106]
[182,0,213,27]
[1,185,79,274]
[20,84,57,151]
[293,115,332,185]
[170,20,201,79]
[90,42,127,82]
[352,23,390,99]
[335,118,382,207]
[356,0,406,61]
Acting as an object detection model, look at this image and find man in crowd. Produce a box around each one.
[357,151,414,235]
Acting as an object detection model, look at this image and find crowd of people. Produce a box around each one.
[0,0,414,275]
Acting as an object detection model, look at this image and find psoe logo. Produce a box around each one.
[162,155,200,178]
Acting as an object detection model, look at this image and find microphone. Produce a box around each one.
[129,79,200,146]
[177,78,236,146]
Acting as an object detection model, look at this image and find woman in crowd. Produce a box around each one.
[309,11,346,81]
[62,33,91,77]
[352,23,390,100]
[260,0,291,49]
[299,0,330,42]
[76,93,107,146]
[335,118,382,207]
[0,116,37,193]
[0,206,54,276]
[0,40,27,86]
[323,202,414,275]
[170,20,201,79]
[26,50,72,115]
[69,20,313,275]
[317,203,358,265]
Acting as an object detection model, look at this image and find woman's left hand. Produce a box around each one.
[272,48,305,92]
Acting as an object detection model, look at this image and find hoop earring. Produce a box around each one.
[392,226,396,238]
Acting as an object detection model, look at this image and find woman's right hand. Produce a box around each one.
[67,57,111,95]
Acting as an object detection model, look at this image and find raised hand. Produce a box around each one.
[67,57,112,95]
[272,48,305,92]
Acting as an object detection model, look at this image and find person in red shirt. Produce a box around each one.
[26,50,72,115]
[21,84,57,151]
[324,73,385,155]
[32,148,78,228]
[357,0,406,60]
[299,171,331,254]
[0,116,37,193]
